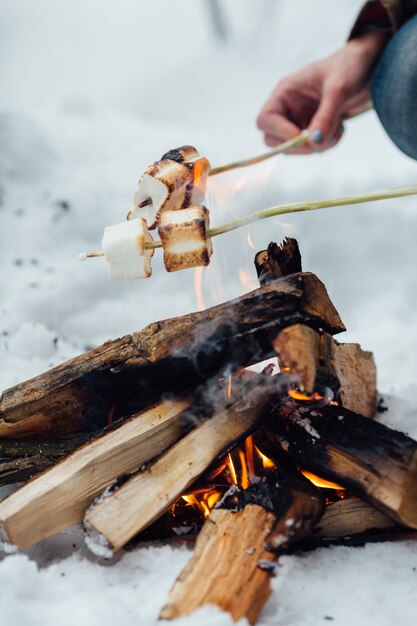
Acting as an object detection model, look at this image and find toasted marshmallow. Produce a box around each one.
[102,217,154,280]
[158,205,212,273]
[128,146,211,228]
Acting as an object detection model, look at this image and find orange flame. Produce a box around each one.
[194,266,205,311]
[246,231,256,251]
[227,374,232,400]
[301,470,344,491]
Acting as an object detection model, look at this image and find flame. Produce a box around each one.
[246,230,256,250]
[245,436,256,477]
[274,219,296,236]
[194,266,205,311]
[182,490,222,518]
[301,470,344,491]
[227,453,238,485]
[288,389,325,402]
[254,445,276,470]
[227,374,232,400]
[238,268,258,293]
[238,449,250,489]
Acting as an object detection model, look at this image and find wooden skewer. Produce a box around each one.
[208,130,309,176]
[79,182,417,260]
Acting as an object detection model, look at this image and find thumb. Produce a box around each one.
[308,84,344,145]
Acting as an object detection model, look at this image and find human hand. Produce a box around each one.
[257,31,389,154]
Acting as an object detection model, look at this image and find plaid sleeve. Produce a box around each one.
[348,1,397,39]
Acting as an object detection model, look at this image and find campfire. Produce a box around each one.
[1,238,417,624]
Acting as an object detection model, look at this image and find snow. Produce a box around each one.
[1,0,417,624]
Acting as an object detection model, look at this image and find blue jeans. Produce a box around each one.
[371,14,417,160]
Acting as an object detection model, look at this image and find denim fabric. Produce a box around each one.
[371,13,417,159]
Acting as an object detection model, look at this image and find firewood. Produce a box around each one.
[254,238,302,283]
[259,398,417,528]
[255,239,376,415]
[0,272,344,439]
[160,505,276,625]
[0,397,195,550]
[296,498,417,549]
[83,375,290,556]
[274,324,376,416]
[0,434,90,486]
[160,467,324,625]
[314,497,397,537]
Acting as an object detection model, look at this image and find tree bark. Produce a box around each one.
[0,273,344,439]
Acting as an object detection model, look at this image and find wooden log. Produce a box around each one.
[254,237,302,283]
[160,505,276,625]
[255,238,376,416]
[0,434,90,486]
[259,398,417,528]
[83,375,290,556]
[0,397,196,550]
[314,497,397,537]
[160,467,324,624]
[273,324,377,416]
[0,272,344,439]
[296,498,417,550]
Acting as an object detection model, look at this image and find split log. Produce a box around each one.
[83,375,290,556]
[259,398,417,528]
[160,505,276,625]
[297,498,417,549]
[255,238,376,416]
[273,324,376,416]
[0,272,344,439]
[160,467,324,625]
[314,497,397,537]
[0,397,196,550]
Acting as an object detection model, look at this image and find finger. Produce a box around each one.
[309,123,345,153]
[257,110,301,142]
[308,83,345,145]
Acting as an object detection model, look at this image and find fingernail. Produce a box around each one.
[309,129,324,144]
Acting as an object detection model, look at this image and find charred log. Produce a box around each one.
[259,398,417,528]
[0,272,344,439]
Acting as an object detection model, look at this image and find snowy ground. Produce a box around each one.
[1,1,417,624]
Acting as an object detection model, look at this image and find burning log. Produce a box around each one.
[255,238,376,416]
[0,272,344,439]
[0,397,195,550]
[274,324,376,417]
[83,375,290,557]
[259,398,417,528]
[160,466,325,625]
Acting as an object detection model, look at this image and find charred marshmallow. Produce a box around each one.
[128,146,211,229]
[158,205,212,273]
[102,217,154,280]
